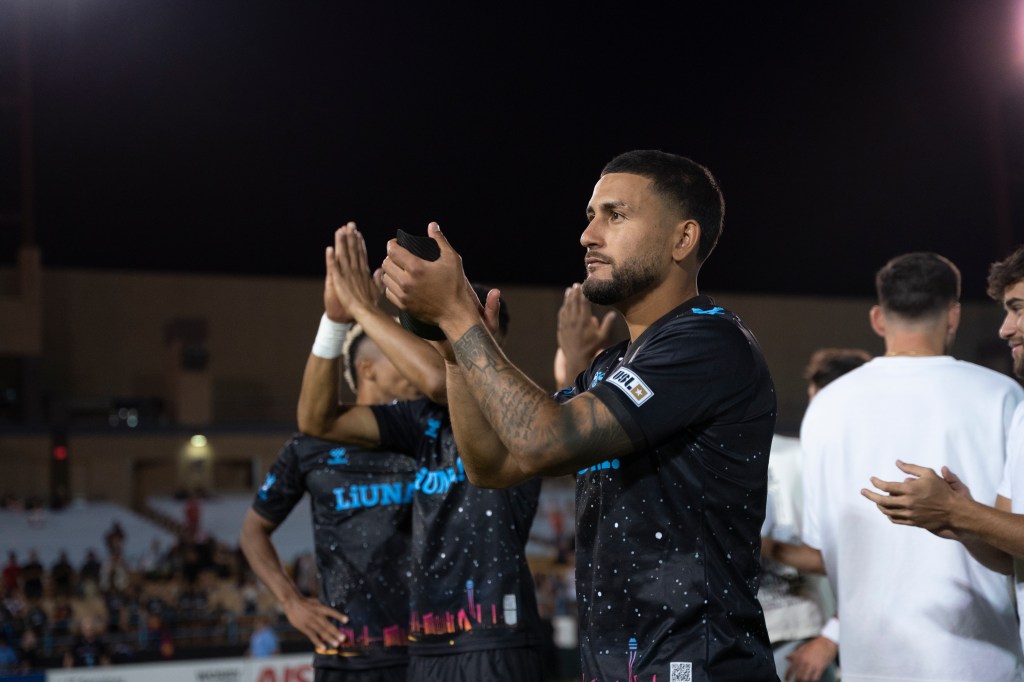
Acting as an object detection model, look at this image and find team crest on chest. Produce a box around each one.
[607,367,653,406]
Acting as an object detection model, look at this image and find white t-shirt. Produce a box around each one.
[802,356,1023,682]
[761,434,834,643]
[997,402,1024,649]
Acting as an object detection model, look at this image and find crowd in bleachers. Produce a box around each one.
[0,509,298,674]
[0,492,580,675]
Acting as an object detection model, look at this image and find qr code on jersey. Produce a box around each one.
[670,661,693,682]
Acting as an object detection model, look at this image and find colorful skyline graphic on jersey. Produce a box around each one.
[315,623,407,654]
[582,636,663,682]
[409,581,519,637]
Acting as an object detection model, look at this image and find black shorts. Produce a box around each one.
[314,664,407,682]
[408,647,544,682]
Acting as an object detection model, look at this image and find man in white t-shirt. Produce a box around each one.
[801,252,1024,682]
[864,245,1024,653]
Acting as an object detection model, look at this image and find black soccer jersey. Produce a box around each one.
[370,398,542,656]
[561,296,778,682]
[252,435,415,671]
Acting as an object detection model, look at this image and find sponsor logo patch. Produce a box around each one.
[607,367,654,406]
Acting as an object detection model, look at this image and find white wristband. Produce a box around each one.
[820,616,840,644]
[311,314,352,359]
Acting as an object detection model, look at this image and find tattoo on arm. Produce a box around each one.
[453,325,505,374]
[452,324,631,462]
[453,325,544,445]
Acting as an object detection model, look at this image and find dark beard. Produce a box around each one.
[581,255,661,306]
[1015,353,1024,380]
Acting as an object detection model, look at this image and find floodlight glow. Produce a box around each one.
[190,434,208,448]
[1016,0,1024,68]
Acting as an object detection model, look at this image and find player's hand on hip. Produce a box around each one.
[282,594,349,652]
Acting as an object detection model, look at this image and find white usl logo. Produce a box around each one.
[608,368,654,406]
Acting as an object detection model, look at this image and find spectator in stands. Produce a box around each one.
[63,614,111,668]
[239,575,259,616]
[104,586,128,634]
[20,551,42,601]
[0,633,17,672]
[99,548,130,593]
[2,552,20,595]
[51,594,73,636]
[248,613,279,658]
[16,628,40,673]
[176,573,209,617]
[104,521,125,556]
[178,535,204,585]
[22,597,47,637]
[185,493,202,536]
[761,348,870,681]
[72,580,108,630]
[2,585,24,629]
[144,611,175,659]
[79,549,101,588]
[204,569,244,617]
[51,551,75,598]
[136,538,164,578]
[211,542,239,580]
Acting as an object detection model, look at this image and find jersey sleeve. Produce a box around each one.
[370,398,427,456]
[252,438,306,525]
[588,317,769,450]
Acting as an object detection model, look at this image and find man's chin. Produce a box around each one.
[581,281,620,306]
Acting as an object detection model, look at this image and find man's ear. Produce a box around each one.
[869,305,886,338]
[947,302,961,336]
[672,219,701,263]
[356,357,375,385]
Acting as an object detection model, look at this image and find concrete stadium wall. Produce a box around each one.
[0,267,1013,504]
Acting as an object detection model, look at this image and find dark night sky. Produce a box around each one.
[1,1,1022,299]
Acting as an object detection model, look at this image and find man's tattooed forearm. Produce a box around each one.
[452,325,508,375]
[452,326,631,468]
[453,325,544,446]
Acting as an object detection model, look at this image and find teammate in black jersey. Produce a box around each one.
[380,151,779,682]
[297,224,544,682]
[241,299,423,681]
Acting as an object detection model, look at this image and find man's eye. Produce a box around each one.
[611,211,624,220]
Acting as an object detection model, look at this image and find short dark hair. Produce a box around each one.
[472,283,510,338]
[987,246,1024,301]
[875,252,960,320]
[804,348,872,390]
[602,150,725,263]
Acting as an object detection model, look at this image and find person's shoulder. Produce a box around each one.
[951,359,1024,391]
[288,433,342,460]
[657,302,754,346]
[291,432,412,466]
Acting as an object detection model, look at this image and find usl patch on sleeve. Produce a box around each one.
[607,367,654,406]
